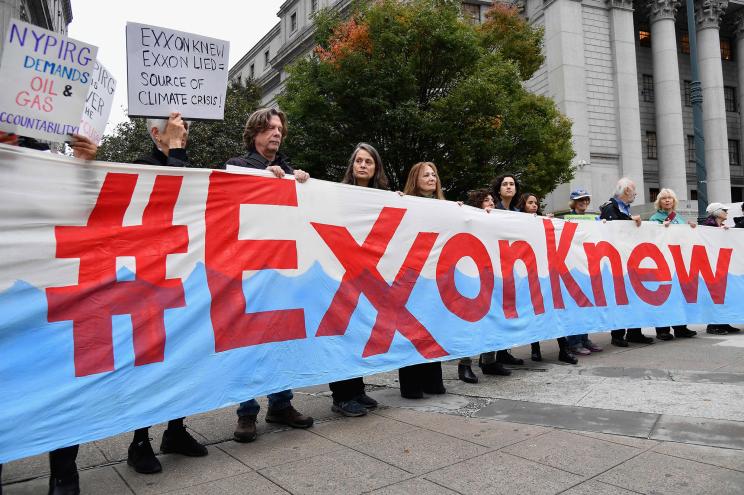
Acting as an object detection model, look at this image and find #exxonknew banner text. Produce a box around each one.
[0,144,741,462]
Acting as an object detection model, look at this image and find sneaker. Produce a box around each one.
[332,400,367,417]
[496,350,524,365]
[160,427,208,457]
[355,393,379,410]
[127,439,162,474]
[571,345,591,356]
[266,405,314,428]
[48,472,80,495]
[234,415,257,443]
[584,340,603,352]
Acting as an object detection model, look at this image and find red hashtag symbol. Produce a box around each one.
[46,173,189,377]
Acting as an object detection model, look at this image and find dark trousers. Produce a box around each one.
[329,377,365,402]
[133,417,185,441]
[611,328,641,339]
[656,326,687,334]
[399,362,443,396]
[0,445,79,490]
[531,337,569,352]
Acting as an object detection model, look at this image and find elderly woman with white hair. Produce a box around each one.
[648,188,698,340]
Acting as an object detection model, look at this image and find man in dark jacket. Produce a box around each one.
[126,113,209,475]
[224,108,313,443]
[599,177,654,347]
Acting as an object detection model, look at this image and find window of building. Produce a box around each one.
[461,4,481,25]
[639,25,651,47]
[690,189,698,200]
[721,38,733,61]
[687,135,696,162]
[729,139,740,166]
[291,12,297,32]
[683,80,692,107]
[310,0,319,14]
[724,86,737,112]
[647,131,657,159]
[680,32,689,54]
[649,188,660,202]
[733,187,744,202]
[264,50,270,68]
[236,75,242,86]
[250,63,255,79]
[642,74,654,102]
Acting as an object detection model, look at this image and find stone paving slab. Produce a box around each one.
[560,479,640,495]
[500,429,643,477]
[651,442,744,472]
[164,472,290,495]
[596,450,744,495]
[650,415,744,450]
[366,477,459,494]
[309,413,419,446]
[1,443,107,483]
[4,466,132,495]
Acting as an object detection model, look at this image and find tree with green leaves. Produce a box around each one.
[279,0,574,199]
[97,81,261,168]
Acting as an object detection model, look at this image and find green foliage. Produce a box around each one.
[97,81,261,167]
[279,0,573,199]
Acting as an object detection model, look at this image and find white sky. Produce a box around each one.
[68,0,284,134]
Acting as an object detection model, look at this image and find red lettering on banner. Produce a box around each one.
[543,219,593,309]
[498,240,544,318]
[627,243,671,306]
[204,171,305,353]
[46,173,188,377]
[669,245,732,304]
[436,233,494,321]
[312,208,448,359]
[583,241,629,306]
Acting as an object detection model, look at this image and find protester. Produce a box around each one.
[518,192,578,365]
[457,188,511,382]
[0,130,98,495]
[701,203,740,335]
[648,189,698,340]
[483,174,525,368]
[564,189,603,355]
[398,162,447,398]
[223,108,313,441]
[327,143,388,415]
[124,113,209,475]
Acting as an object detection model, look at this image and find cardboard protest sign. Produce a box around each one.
[78,60,116,144]
[0,19,97,142]
[126,22,229,120]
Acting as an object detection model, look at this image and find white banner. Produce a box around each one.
[78,60,116,144]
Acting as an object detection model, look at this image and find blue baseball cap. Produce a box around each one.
[570,188,591,200]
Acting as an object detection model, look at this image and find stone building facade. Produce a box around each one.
[0,0,72,44]
[230,0,744,213]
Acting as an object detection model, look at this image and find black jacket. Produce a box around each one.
[224,147,293,174]
[134,146,189,167]
[599,198,633,221]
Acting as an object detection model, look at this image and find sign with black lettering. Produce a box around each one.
[125,22,229,120]
[0,19,97,141]
[79,60,116,144]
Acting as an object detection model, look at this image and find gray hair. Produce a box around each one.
[653,188,678,210]
[614,177,635,198]
[146,118,190,146]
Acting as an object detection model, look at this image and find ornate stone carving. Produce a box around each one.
[695,0,728,30]
[607,0,634,10]
[647,0,680,23]
[732,10,744,38]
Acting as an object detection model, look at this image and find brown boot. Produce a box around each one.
[234,414,257,442]
[265,406,314,428]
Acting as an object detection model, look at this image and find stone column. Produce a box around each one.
[696,0,730,202]
[542,0,597,210]
[735,13,744,175]
[647,0,687,198]
[607,0,645,197]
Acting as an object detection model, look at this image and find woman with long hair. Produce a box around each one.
[398,162,447,398]
[328,143,389,416]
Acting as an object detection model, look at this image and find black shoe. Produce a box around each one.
[400,388,424,399]
[674,327,697,338]
[721,324,740,333]
[354,393,378,410]
[558,349,578,364]
[479,356,512,376]
[332,399,367,417]
[496,350,524,365]
[611,337,628,347]
[127,439,162,474]
[458,364,478,383]
[707,325,728,335]
[531,350,542,362]
[656,332,674,341]
[423,383,446,394]
[266,406,314,428]
[160,427,208,457]
[48,472,80,495]
[234,415,257,443]
[626,334,654,344]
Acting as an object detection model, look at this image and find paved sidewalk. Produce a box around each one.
[3,326,744,494]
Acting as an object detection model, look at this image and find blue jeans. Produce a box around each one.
[566,334,588,346]
[237,389,293,417]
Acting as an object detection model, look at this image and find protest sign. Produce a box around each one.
[78,60,116,144]
[1,146,743,462]
[0,19,97,142]
[125,22,229,120]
